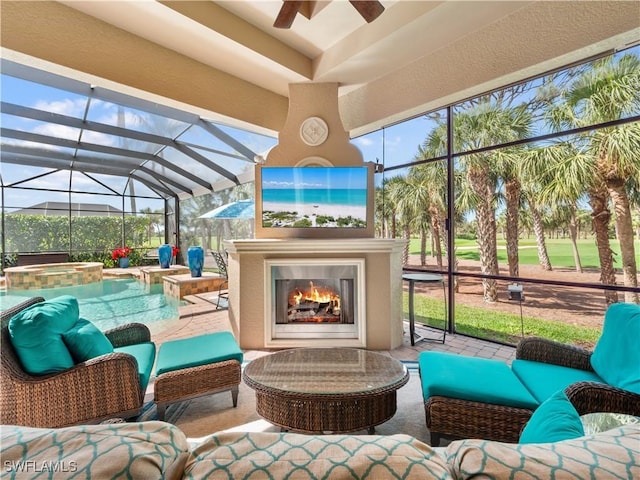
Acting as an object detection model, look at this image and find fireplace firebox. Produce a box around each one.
[275,277,354,325]
[265,258,366,347]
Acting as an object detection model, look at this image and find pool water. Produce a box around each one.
[1,279,184,331]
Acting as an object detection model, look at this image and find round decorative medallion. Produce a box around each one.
[300,117,329,146]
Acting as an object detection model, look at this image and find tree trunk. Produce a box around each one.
[569,205,583,273]
[430,206,443,268]
[589,182,618,304]
[568,206,583,273]
[468,164,499,302]
[529,197,552,271]
[607,178,639,303]
[504,176,520,277]
[403,224,411,266]
[420,231,427,266]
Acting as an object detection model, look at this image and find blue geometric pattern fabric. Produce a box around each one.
[1,421,189,480]
[2,421,637,479]
[446,425,640,479]
[184,432,454,479]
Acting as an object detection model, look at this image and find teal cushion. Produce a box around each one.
[114,342,156,392]
[155,331,243,376]
[591,302,640,394]
[63,317,114,362]
[8,296,79,375]
[512,359,604,403]
[519,390,585,444]
[418,351,539,409]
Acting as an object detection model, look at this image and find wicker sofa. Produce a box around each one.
[1,420,638,479]
[419,302,640,445]
[1,297,155,428]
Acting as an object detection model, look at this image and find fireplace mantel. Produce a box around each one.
[225,238,406,350]
[225,238,405,255]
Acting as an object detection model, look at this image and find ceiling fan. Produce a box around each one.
[274,1,385,29]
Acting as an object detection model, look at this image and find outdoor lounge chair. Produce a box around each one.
[1,297,154,428]
[211,250,229,310]
[419,302,640,445]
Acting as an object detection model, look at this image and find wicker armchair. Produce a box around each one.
[517,337,640,418]
[1,297,152,428]
[424,389,534,445]
[424,336,640,445]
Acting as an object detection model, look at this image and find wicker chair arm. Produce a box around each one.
[1,352,144,428]
[105,322,151,347]
[516,337,593,371]
[0,297,45,327]
[565,381,640,417]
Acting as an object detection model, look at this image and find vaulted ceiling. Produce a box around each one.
[0,1,638,200]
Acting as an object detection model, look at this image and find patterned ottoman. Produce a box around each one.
[154,331,243,421]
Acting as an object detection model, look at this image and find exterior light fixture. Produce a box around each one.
[507,284,524,337]
[507,283,524,301]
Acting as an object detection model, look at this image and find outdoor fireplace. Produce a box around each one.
[265,258,366,347]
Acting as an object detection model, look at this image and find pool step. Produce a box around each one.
[103,267,141,279]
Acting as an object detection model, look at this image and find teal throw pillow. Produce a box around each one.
[63,317,114,362]
[8,296,80,375]
[519,390,584,444]
[590,302,640,394]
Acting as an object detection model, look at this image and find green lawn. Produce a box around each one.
[403,293,601,347]
[410,237,640,270]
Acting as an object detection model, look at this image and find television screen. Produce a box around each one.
[261,166,368,228]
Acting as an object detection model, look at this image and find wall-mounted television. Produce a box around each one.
[261,166,368,229]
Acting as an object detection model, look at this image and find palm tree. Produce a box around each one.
[400,168,437,267]
[375,178,397,238]
[139,207,162,244]
[386,176,419,265]
[549,53,640,303]
[454,101,533,301]
[409,147,448,267]
[524,143,590,273]
[382,175,406,242]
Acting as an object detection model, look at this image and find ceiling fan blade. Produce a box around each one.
[349,1,385,23]
[274,1,304,29]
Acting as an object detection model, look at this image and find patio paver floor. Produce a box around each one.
[152,294,516,364]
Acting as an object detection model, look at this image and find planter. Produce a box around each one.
[118,257,130,268]
[158,244,172,268]
[187,246,204,277]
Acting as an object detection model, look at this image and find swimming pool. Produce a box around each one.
[1,278,184,332]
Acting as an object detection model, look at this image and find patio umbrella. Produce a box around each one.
[199,199,255,219]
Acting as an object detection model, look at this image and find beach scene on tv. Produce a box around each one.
[261,166,368,228]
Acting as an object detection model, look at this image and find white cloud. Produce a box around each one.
[355,137,374,147]
[33,98,87,117]
[34,123,80,142]
[264,180,293,187]
[385,135,403,147]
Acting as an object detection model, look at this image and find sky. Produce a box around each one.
[261,166,368,190]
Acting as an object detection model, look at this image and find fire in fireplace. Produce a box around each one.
[276,278,355,324]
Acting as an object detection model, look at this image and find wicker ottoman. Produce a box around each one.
[154,331,243,421]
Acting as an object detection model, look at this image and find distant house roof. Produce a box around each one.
[13,202,123,217]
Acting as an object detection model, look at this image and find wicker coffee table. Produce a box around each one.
[243,348,409,434]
